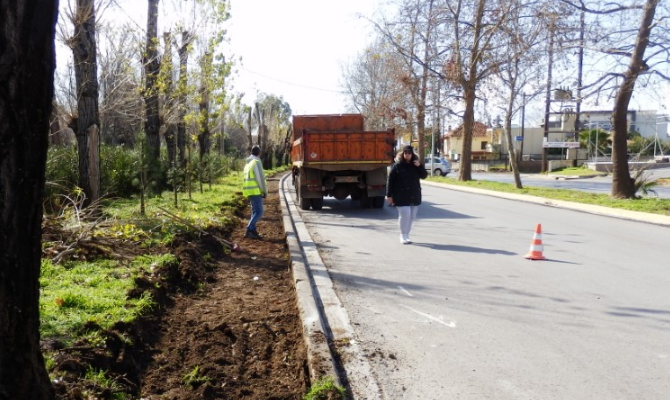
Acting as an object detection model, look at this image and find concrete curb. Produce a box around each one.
[422,180,670,227]
[279,174,383,400]
[278,174,340,385]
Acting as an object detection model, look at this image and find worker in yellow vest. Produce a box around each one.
[242,145,267,239]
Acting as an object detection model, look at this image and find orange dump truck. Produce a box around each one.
[291,114,396,210]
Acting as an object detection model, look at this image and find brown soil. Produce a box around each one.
[47,176,310,399]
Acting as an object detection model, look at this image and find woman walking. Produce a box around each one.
[386,145,428,244]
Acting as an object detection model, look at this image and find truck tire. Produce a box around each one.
[299,196,312,210]
[360,193,371,208]
[311,198,323,210]
[372,196,385,208]
[297,175,311,210]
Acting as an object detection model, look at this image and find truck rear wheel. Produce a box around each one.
[311,198,323,210]
[299,196,312,210]
[297,175,311,210]
[360,193,371,208]
[372,196,385,208]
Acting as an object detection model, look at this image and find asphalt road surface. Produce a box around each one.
[296,183,670,400]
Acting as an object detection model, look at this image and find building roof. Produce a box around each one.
[446,122,489,138]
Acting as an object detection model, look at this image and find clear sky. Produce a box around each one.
[57,0,667,124]
[226,0,380,115]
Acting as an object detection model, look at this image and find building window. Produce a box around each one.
[481,141,488,150]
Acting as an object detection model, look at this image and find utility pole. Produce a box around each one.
[520,92,527,163]
[542,22,555,174]
[574,9,585,139]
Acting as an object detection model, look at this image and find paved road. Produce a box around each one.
[468,166,670,198]
[292,182,670,400]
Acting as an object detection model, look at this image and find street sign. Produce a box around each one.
[543,141,580,148]
[515,136,523,141]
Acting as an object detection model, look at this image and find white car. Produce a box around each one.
[424,157,451,176]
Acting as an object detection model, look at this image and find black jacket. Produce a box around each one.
[386,152,428,206]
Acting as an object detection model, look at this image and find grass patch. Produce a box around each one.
[303,377,346,400]
[548,166,607,176]
[427,176,670,216]
[39,256,162,340]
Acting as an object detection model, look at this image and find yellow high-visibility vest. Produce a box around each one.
[243,159,262,196]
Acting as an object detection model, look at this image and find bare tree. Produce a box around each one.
[143,0,161,181]
[99,27,143,146]
[488,0,547,187]
[610,0,663,198]
[559,0,670,198]
[0,2,58,398]
[68,0,102,206]
[373,0,439,159]
[441,0,512,180]
[342,39,410,131]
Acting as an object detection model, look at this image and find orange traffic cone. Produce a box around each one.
[525,224,546,260]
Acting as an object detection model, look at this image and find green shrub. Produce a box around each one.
[100,145,143,197]
[46,144,240,203]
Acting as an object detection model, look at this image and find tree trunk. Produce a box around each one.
[72,0,101,207]
[0,2,58,399]
[458,81,476,181]
[457,0,486,182]
[143,0,161,182]
[505,115,523,189]
[177,31,191,169]
[198,51,213,159]
[610,0,659,198]
[162,32,177,167]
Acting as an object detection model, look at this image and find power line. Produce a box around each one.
[239,66,346,94]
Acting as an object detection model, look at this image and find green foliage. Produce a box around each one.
[84,367,123,393]
[627,136,654,155]
[303,377,346,400]
[39,258,155,340]
[100,144,144,197]
[45,146,79,194]
[578,128,611,155]
[182,365,211,388]
[548,166,606,176]
[46,144,241,204]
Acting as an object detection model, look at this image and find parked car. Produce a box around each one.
[424,157,451,176]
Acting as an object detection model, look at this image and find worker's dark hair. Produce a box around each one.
[251,145,261,156]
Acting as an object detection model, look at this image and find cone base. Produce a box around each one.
[525,253,545,260]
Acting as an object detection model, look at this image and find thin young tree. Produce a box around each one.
[488,0,547,188]
[0,1,59,398]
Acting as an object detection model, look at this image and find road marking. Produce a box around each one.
[397,286,413,297]
[400,305,456,328]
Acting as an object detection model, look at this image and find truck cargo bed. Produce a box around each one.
[292,131,395,170]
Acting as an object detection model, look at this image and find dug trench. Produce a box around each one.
[46,175,320,399]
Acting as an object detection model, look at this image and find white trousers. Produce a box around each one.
[396,205,419,235]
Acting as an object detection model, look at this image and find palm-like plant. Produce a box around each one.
[578,128,612,159]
